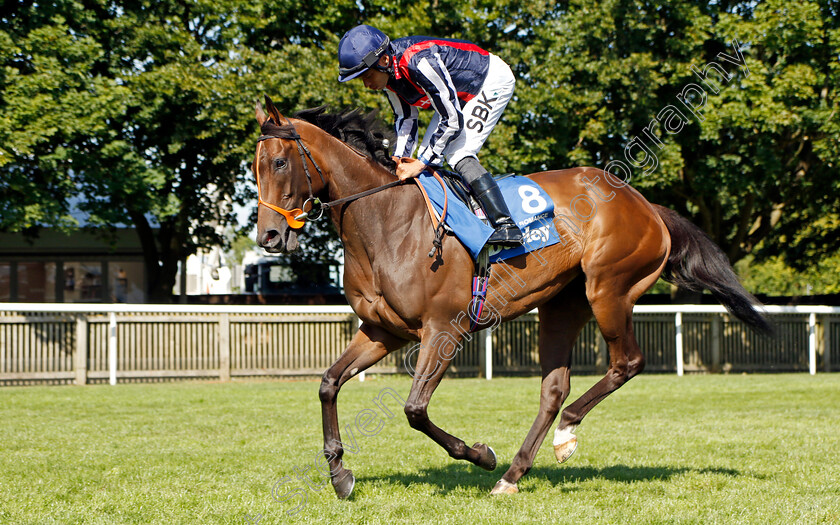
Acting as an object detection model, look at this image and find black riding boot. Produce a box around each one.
[469,173,524,246]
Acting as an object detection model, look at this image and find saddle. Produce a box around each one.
[432,169,513,227]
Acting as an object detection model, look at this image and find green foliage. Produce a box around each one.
[736,252,840,295]
[493,0,840,269]
[0,0,379,300]
[0,10,125,231]
[1,0,838,299]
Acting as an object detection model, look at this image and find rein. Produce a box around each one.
[319,178,408,209]
[254,117,449,255]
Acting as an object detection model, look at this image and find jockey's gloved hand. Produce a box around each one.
[396,157,427,181]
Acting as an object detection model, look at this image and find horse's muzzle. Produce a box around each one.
[257,227,299,253]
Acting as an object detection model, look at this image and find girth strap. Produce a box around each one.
[412,171,449,258]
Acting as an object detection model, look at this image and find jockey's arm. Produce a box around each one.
[411,55,464,168]
[386,90,419,158]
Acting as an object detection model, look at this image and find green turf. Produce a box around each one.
[1,374,839,524]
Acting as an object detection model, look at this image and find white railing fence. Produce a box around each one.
[0,303,837,385]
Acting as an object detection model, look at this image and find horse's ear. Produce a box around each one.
[256,101,269,126]
[264,95,285,124]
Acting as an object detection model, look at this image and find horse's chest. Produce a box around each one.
[344,266,400,321]
[343,259,424,333]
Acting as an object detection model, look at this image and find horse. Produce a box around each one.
[251,96,771,498]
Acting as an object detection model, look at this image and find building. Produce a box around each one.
[0,228,147,303]
[1,229,343,303]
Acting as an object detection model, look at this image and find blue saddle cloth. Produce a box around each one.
[416,172,561,261]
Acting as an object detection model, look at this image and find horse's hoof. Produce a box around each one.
[332,469,355,499]
[490,479,519,495]
[554,437,577,463]
[553,425,578,464]
[473,442,497,471]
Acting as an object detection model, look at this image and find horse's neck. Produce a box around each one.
[317,142,423,265]
[294,121,426,270]
[293,119,395,205]
[324,150,395,207]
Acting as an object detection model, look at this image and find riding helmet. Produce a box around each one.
[338,25,391,82]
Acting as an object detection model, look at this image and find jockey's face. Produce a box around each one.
[360,55,390,90]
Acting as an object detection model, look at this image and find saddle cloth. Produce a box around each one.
[416,171,562,261]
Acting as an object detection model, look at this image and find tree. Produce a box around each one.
[0,0,380,301]
[2,0,838,303]
[0,5,127,232]
[736,253,840,296]
[496,0,839,270]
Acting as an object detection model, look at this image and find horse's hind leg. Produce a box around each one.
[552,258,663,462]
[491,276,592,495]
[552,303,641,462]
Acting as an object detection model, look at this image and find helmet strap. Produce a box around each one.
[374,55,394,76]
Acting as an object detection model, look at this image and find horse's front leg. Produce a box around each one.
[403,327,497,471]
[491,281,592,495]
[320,323,405,499]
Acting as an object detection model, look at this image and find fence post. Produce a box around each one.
[219,314,231,382]
[675,312,684,377]
[485,328,493,380]
[596,333,608,374]
[809,313,817,375]
[109,312,117,385]
[74,315,88,385]
[477,329,486,378]
[355,315,365,381]
[825,317,832,373]
[711,314,721,373]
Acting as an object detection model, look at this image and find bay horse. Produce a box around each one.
[252,97,770,497]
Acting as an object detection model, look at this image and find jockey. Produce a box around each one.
[337,24,523,246]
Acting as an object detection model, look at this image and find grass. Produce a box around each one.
[1,374,839,524]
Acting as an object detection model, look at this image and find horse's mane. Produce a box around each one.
[261,106,397,174]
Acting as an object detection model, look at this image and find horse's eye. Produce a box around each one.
[274,158,288,170]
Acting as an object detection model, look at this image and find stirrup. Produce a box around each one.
[488,223,524,246]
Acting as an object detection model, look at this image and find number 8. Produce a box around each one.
[518,185,547,214]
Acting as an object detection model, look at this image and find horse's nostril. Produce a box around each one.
[258,229,281,248]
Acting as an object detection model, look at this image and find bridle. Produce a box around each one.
[255,118,328,229]
[254,117,407,229]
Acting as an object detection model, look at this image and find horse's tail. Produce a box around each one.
[653,204,773,335]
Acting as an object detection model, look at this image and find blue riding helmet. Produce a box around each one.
[338,25,391,82]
